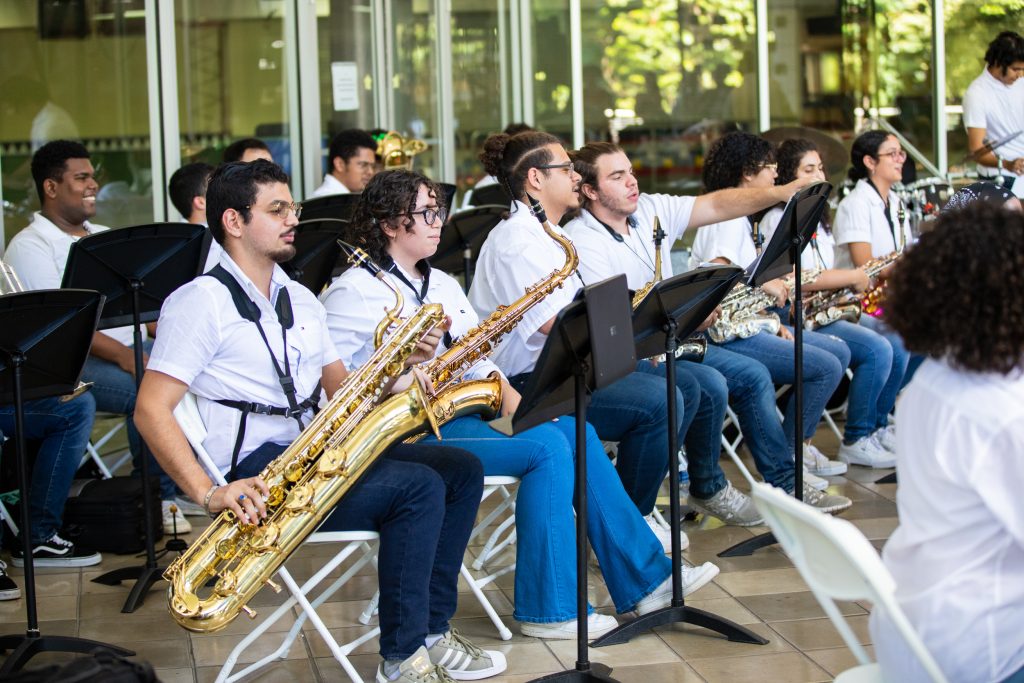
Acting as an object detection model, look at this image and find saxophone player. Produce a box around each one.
[135,160,507,683]
[322,169,718,641]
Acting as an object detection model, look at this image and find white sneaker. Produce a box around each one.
[162,500,192,535]
[644,513,689,553]
[173,495,207,517]
[802,467,829,492]
[690,482,763,526]
[874,425,897,453]
[802,443,847,476]
[839,434,896,468]
[426,629,506,680]
[519,612,618,640]
[635,562,720,615]
[800,482,853,514]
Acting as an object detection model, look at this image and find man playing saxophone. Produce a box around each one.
[135,160,507,683]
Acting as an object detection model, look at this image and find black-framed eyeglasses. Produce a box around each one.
[244,201,302,220]
[409,206,448,225]
[536,161,575,173]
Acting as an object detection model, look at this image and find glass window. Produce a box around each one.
[532,0,572,141]
[0,0,153,245]
[390,0,441,180]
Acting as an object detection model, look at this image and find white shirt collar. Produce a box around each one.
[216,250,293,312]
[30,211,102,241]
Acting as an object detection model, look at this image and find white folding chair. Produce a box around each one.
[751,482,949,683]
[80,413,131,479]
[173,392,380,683]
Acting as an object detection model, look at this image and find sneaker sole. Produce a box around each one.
[689,502,764,527]
[810,498,854,514]
[0,587,21,600]
[808,463,848,476]
[682,563,720,597]
[442,650,508,680]
[11,554,101,568]
[838,453,896,469]
[519,619,618,641]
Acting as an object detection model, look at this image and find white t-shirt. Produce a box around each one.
[468,201,581,377]
[461,174,497,209]
[832,179,913,269]
[309,174,351,199]
[963,67,1024,188]
[147,253,340,474]
[688,216,757,269]
[870,358,1024,683]
[564,193,696,289]
[5,212,139,347]
[760,206,836,270]
[321,260,501,381]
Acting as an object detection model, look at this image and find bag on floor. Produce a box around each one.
[0,648,157,682]
[61,477,163,554]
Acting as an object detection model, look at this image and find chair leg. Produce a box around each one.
[0,500,18,537]
[460,564,512,641]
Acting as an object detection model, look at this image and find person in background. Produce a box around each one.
[168,161,221,273]
[222,137,273,164]
[310,129,379,198]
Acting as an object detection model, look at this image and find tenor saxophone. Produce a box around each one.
[166,248,462,632]
[708,269,822,344]
[802,251,900,329]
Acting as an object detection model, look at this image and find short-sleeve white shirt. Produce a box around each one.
[309,174,351,199]
[870,359,1024,683]
[5,212,138,347]
[468,201,581,377]
[832,179,913,269]
[688,216,757,269]
[321,260,501,381]
[962,68,1024,184]
[760,206,836,270]
[564,193,696,289]
[147,252,340,474]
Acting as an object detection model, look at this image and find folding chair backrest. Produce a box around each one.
[751,482,949,683]
[173,392,228,487]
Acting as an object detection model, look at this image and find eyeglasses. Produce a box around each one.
[876,149,907,162]
[245,201,302,220]
[409,206,448,225]
[536,161,575,174]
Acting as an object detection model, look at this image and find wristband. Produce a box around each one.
[202,484,221,518]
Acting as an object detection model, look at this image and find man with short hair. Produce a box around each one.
[310,128,378,197]
[168,161,221,272]
[6,140,188,533]
[222,137,273,164]
[963,31,1024,197]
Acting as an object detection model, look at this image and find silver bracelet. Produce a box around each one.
[202,484,220,518]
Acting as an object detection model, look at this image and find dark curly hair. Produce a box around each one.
[848,130,890,182]
[702,132,775,191]
[479,130,561,206]
[984,31,1024,72]
[884,202,1024,374]
[206,159,290,244]
[776,139,818,185]
[31,139,90,201]
[346,169,442,265]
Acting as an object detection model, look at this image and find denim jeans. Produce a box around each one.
[0,392,96,544]
[83,339,175,499]
[700,344,795,492]
[233,441,483,661]
[635,360,729,501]
[818,319,895,442]
[858,315,911,426]
[424,415,670,620]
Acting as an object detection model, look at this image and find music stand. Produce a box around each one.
[718,182,833,558]
[468,183,511,207]
[593,265,768,648]
[300,192,361,222]
[62,223,209,612]
[491,275,634,683]
[280,218,348,295]
[431,206,506,290]
[0,289,135,673]
[437,182,458,212]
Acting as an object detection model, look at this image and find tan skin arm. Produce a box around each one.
[803,268,869,293]
[90,332,148,377]
[689,178,812,228]
[848,242,874,268]
[968,127,1024,174]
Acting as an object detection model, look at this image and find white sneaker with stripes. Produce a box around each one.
[427,629,507,680]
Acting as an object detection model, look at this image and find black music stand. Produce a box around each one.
[491,275,634,683]
[280,218,348,295]
[468,183,512,207]
[300,192,361,222]
[62,223,209,612]
[437,182,458,212]
[432,206,506,290]
[718,182,833,558]
[0,289,135,673]
[592,265,768,647]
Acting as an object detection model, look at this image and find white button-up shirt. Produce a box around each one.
[148,253,339,474]
[564,193,696,290]
[321,260,501,381]
[309,174,351,199]
[832,179,913,269]
[963,67,1024,189]
[871,359,1024,683]
[6,212,139,347]
[468,201,581,377]
[760,206,836,270]
[689,216,758,270]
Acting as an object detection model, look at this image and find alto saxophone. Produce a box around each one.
[708,269,822,344]
[166,248,466,632]
[802,251,900,330]
[859,251,901,319]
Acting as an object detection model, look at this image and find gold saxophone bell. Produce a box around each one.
[375,131,428,171]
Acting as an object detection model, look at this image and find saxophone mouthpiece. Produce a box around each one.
[525,192,548,225]
[338,240,384,278]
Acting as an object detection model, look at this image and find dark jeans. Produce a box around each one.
[0,392,96,544]
[233,440,483,661]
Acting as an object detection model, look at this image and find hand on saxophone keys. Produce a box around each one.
[210,478,271,524]
[391,365,435,397]
[406,317,451,366]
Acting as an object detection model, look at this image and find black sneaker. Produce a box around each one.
[10,533,101,568]
[0,560,20,600]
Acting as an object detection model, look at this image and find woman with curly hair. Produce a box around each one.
[760,138,909,468]
[320,168,719,641]
[870,201,1024,683]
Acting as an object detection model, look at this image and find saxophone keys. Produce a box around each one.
[240,605,258,619]
[250,523,281,553]
[319,448,349,476]
[215,538,237,560]
[265,578,283,593]
[214,570,238,597]
[267,485,286,507]
[284,483,316,515]
[284,462,304,483]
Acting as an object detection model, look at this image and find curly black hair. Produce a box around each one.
[884,202,1024,374]
[346,169,442,266]
[31,139,90,201]
[702,132,775,192]
[984,31,1024,72]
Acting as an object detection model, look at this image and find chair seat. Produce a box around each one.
[308,530,380,544]
[835,662,882,682]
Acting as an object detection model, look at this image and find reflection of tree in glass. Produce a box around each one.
[945,0,1024,101]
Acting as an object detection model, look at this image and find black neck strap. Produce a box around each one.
[383,258,454,348]
[866,179,904,250]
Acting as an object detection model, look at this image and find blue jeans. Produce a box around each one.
[233,441,483,661]
[857,316,911,413]
[700,344,796,492]
[635,360,729,501]
[0,392,96,544]
[83,339,175,499]
[424,415,670,620]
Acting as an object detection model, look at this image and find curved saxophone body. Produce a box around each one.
[858,251,901,318]
[631,217,663,310]
[802,251,901,329]
[708,270,821,344]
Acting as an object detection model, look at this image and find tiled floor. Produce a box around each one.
[0,422,897,682]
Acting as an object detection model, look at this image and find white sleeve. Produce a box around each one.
[320,275,383,370]
[647,194,695,244]
[967,418,1024,549]
[689,220,749,267]
[6,236,63,291]
[572,231,618,286]
[833,194,873,247]
[961,84,987,130]
[147,284,223,386]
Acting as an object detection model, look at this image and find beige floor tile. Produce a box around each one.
[0,593,77,621]
[316,652,380,682]
[660,622,792,660]
[305,624,380,658]
[847,517,899,540]
[687,546,794,574]
[1,618,79,638]
[297,598,376,630]
[197,657,318,683]
[454,588,514,620]
[78,614,186,643]
[191,629,310,667]
[683,596,762,626]
[837,498,898,520]
[738,591,867,622]
[80,590,169,619]
[714,567,809,597]
[804,644,876,677]
[546,632,680,669]
[7,572,80,596]
[118,637,191,669]
[495,641,563,675]
[611,661,705,683]
[153,668,196,683]
[770,614,872,650]
[687,651,832,683]
[203,604,301,637]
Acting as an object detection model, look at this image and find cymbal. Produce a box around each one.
[760,126,848,178]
